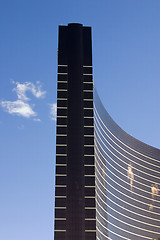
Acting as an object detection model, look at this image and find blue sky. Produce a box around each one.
[0,0,160,239]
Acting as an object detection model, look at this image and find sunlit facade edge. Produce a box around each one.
[94,89,160,240]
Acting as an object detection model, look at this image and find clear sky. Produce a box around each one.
[0,0,160,239]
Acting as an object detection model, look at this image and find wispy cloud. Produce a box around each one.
[1,100,36,118]
[12,80,46,101]
[33,118,41,122]
[49,103,57,121]
[0,80,46,120]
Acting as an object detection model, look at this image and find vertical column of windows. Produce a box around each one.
[55,65,68,240]
[83,66,96,240]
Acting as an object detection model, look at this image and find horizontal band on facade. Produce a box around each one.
[54,229,66,232]
[56,134,67,136]
[55,196,67,198]
[58,73,68,75]
[85,196,95,199]
[83,90,93,92]
[84,99,93,101]
[85,175,95,177]
[56,164,67,166]
[84,155,95,156]
[83,74,93,76]
[55,207,67,209]
[85,185,95,188]
[55,185,67,187]
[85,230,96,232]
[84,126,94,128]
[56,174,67,176]
[84,135,94,137]
[84,165,95,167]
[83,65,92,68]
[55,218,66,220]
[85,218,96,220]
[56,125,67,127]
[83,82,93,84]
[57,89,67,91]
[58,65,68,67]
[57,107,67,109]
[84,116,94,118]
[57,98,67,100]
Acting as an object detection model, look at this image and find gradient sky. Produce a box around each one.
[0,0,160,240]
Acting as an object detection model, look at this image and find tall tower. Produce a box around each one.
[54,23,160,240]
[54,23,96,240]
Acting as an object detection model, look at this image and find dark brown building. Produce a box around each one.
[54,23,96,240]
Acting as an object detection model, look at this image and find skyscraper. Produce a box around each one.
[54,23,160,240]
[54,23,96,240]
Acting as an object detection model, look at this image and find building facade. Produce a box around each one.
[54,23,96,240]
[54,23,160,240]
[94,90,160,240]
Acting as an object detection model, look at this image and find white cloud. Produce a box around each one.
[12,81,46,101]
[0,100,36,118]
[33,118,41,122]
[0,80,46,120]
[49,103,57,121]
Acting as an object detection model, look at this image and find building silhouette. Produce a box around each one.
[54,23,160,240]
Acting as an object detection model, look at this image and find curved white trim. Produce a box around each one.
[96,196,160,234]
[95,161,160,219]
[96,211,152,239]
[95,122,160,182]
[97,225,116,240]
[95,115,160,176]
[94,105,160,164]
[96,173,160,227]
[95,135,160,196]
[97,235,109,240]
[95,154,160,211]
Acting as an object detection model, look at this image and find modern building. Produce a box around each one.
[54,23,96,240]
[94,90,160,240]
[54,23,160,240]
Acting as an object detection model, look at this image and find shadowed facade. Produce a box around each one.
[54,23,96,240]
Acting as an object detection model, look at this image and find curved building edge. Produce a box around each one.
[94,88,160,240]
[94,88,160,160]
